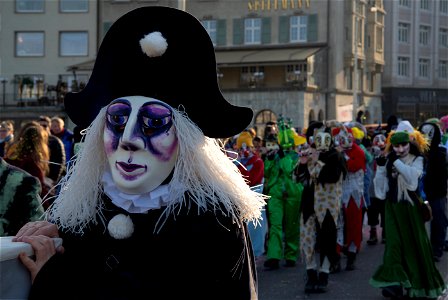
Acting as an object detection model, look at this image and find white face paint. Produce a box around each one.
[392,142,410,158]
[103,96,179,194]
[373,134,386,149]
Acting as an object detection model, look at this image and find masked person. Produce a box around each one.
[370,120,445,299]
[263,117,303,270]
[235,130,266,259]
[418,121,448,262]
[296,123,347,293]
[13,7,266,300]
[366,133,387,245]
[332,124,366,271]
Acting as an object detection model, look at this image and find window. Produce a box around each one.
[398,22,410,43]
[398,56,409,77]
[419,25,430,45]
[244,18,261,45]
[16,0,44,12]
[241,65,264,87]
[14,75,45,100]
[16,32,44,56]
[201,20,217,46]
[366,72,375,92]
[399,0,410,7]
[60,32,88,56]
[59,74,90,92]
[376,27,383,51]
[290,15,307,42]
[420,0,430,10]
[285,63,307,84]
[60,0,88,12]
[440,28,448,48]
[345,67,353,90]
[440,61,448,78]
[418,58,430,78]
[356,18,363,46]
[441,0,448,14]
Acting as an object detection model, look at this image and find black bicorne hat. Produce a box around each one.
[64,6,253,138]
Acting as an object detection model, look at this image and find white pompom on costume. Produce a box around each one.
[139,32,167,57]
[107,214,134,239]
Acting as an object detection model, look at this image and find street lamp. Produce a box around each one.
[0,77,7,107]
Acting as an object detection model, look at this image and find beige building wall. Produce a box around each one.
[0,0,98,109]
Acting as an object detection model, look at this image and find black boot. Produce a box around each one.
[345,252,356,271]
[316,272,329,293]
[381,285,403,298]
[367,227,378,245]
[329,255,341,274]
[304,269,318,293]
[263,258,279,270]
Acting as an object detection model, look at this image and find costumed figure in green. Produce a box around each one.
[263,116,303,270]
[370,120,446,299]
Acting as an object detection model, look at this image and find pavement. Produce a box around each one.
[256,225,448,300]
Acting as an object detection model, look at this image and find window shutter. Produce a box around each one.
[307,14,318,42]
[261,17,271,44]
[233,18,244,45]
[279,16,290,43]
[217,19,227,46]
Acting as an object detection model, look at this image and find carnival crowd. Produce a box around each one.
[1,113,448,299]
[226,115,448,299]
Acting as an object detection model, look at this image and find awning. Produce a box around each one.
[215,47,322,66]
[67,47,323,71]
[67,59,95,72]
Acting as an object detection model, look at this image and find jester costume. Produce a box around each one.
[333,126,366,270]
[370,121,446,299]
[297,123,347,292]
[264,118,303,269]
[21,7,265,300]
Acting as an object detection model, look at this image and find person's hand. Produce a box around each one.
[266,149,276,160]
[13,221,60,242]
[278,147,285,159]
[387,151,399,165]
[376,156,387,166]
[299,155,309,164]
[18,235,57,283]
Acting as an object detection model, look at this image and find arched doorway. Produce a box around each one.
[318,109,324,121]
[308,110,316,124]
[255,110,277,139]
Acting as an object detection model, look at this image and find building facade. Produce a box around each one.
[1,0,385,136]
[0,0,98,126]
[382,0,448,126]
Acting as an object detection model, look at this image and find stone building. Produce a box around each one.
[382,0,448,126]
[1,0,385,136]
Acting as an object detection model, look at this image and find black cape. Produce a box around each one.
[29,194,257,300]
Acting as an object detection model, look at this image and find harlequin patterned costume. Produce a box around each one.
[332,125,366,270]
[297,123,347,293]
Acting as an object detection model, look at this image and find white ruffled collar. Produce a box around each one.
[101,171,172,213]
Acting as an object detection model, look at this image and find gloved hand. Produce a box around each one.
[266,150,276,160]
[386,151,399,174]
[376,156,387,167]
[387,151,399,165]
[278,147,285,159]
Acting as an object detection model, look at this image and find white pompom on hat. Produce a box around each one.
[139,31,167,57]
